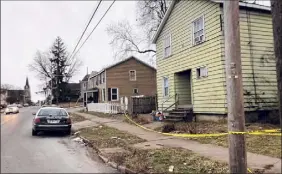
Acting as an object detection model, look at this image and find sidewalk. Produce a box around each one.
[73,112,281,173]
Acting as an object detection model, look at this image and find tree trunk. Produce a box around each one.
[271,0,282,126]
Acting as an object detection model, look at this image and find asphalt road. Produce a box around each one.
[1,107,116,173]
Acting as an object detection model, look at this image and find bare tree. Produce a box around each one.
[1,84,21,90]
[106,0,170,61]
[28,37,82,82]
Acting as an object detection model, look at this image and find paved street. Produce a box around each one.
[1,107,116,173]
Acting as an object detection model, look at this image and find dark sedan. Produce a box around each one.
[32,107,72,136]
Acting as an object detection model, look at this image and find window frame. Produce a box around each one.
[133,88,138,94]
[163,77,169,97]
[111,88,119,101]
[196,66,208,79]
[163,33,172,58]
[129,70,137,81]
[192,15,205,45]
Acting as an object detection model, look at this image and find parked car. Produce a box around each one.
[5,105,19,114]
[24,103,29,107]
[31,107,72,136]
[17,104,23,108]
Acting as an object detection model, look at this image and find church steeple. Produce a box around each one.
[25,77,30,88]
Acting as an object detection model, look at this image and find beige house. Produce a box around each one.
[152,0,277,120]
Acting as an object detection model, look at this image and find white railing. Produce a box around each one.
[87,97,128,114]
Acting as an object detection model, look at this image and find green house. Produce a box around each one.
[152,0,278,121]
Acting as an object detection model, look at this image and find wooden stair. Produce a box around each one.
[164,106,194,122]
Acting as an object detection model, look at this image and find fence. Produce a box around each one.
[129,96,156,115]
[87,95,156,115]
[87,102,124,114]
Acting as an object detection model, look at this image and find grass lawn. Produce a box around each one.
[157,122,281,158]
[78,125,146,149]
[108,147,229,173]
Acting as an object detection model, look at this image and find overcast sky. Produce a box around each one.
[1,0,270,102]
[1,1,142,102]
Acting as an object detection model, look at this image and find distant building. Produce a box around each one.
[24,77,31,103]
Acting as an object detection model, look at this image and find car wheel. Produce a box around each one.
[32,129,37,136]
[66,129,71,135]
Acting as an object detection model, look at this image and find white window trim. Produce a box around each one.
[163,77,169,97]
[111,88,119,101]
[191,15,205,46]
[196,66,208,79]
[102,88,105,102]
[163,33,172,58]
[129,70,137,81]
[133,88,138,94]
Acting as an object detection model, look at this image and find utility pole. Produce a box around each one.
[223,0,247,173]
[271,0,282,127]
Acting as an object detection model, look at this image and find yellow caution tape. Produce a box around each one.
[124,114,281,137]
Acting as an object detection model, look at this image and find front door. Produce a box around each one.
[93,91,99,103]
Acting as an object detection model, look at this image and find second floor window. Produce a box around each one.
[164,34,171,58]
[193,16,205,45]
[102,73,105,83]
[129,70,136,81]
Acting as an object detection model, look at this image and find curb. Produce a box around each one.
[74,134,137,174]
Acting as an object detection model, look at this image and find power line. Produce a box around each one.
[71,0,116,59]
[69,0,102,59]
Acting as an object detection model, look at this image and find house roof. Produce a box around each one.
[81,74,89,81]
[88,56,156,79]
[104,56,156,71]
[66,83,80,90]
[152,0,271,44]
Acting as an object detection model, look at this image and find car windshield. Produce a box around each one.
[37,109,68,116]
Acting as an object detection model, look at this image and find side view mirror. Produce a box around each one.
[32,112,36,115]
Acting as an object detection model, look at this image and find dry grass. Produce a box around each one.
[78,125,145,149]
[123,115,152,125]
[107,147,229,173]
[80,110,124,121]
[69,113,88,123]
[157,122,281,158]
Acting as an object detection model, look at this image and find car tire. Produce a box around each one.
[32,129,37,136]
[66,129,71,135]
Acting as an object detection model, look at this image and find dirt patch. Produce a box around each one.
[124,114,152,125]
[81,111,124,121]
[69,113,88,123]
[158,122,281,158]
[107,147,229,173]
[78,125,146,149]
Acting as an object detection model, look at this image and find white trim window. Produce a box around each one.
[192,16,205,45]
[129,70,136,81]
[196,66,208,79]
[111,88,119,101]
[164,34,171,58]
[163,77,169,97]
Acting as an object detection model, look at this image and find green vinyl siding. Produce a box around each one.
[156,0,226,114]
[156,0,277,114]
[220,7,278,111]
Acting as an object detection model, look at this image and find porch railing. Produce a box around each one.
[161,93,179,112]
[87,102,124,114]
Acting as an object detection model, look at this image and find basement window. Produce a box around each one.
[196,66,208,79]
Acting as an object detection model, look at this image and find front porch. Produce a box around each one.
[83,88,99,107]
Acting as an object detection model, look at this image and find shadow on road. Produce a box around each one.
[34,131,70,138]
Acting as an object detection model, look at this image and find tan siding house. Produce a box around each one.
[81,56,156,105]
[153,0,277,119]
